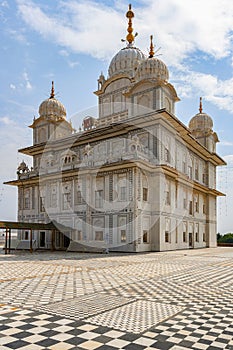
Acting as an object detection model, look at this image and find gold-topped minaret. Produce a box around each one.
[126,4,135,44]
[149,35,155,58]
[199,96,203,113]
[50,81,55,99]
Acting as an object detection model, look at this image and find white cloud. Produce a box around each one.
[22,71,32,90]
[0,0,8,23]
[173,70,233,114]
[59,49,69,57]
[0,121,31,177]
[68,60,79,68]
[147,0,233,62]
[59,50,80,67]
[221,141,233,147]
[0,116,15,125]
[223,154,233,165]
[10,83,16,90]
[16,0,233,64]
[16,0,124,60]
[1,1,9,7]
[8,29,28,44]
[15,0,233,114]
[26,81,32,90]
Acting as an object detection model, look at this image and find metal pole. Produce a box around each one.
[8,229,11,254]
[51,229,55,251]
[30,229,33,253]
[4,228,8,255]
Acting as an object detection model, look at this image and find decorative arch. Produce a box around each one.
[164,97,171,113]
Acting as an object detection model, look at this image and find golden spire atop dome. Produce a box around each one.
[149,35,155,58]
[126,4,135,44]
[50,81,55,99]
[199,97,203,113]
[108,4,145,78]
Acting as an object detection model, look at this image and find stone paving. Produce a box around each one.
[0,247,233,349]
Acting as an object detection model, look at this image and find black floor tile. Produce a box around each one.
[67,328,85,336]
[12,331,33,339]
[17,324,35,330]
[35,338,58,347]
[65,336,86,346]
[119,333,140,342]
[40,329,60,337]
[94,326,112,334]
[150,341,174,349]
[93,335,113,343]
[5,340,29,349]
[97,345,120,350]
[124,344,145,350]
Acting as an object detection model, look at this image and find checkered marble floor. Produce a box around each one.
[35,293,135,320]
[1,248,233,349]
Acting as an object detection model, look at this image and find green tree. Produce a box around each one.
[217,233,222,242]
[219,233,233,243]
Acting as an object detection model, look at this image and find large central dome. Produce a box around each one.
[108,45,145,78]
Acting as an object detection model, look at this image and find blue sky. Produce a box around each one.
[0,0,233,233]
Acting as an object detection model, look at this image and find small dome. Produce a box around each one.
[135,56,169,82]
[39,97,66,119]
[189,98,213,133]
[108,45,145,78]
[39,82,66,119]
[18,161,27,170]
[189,112,213,132]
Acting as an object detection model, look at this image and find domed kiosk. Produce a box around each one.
[189,97,219,153]
[39,82,66,120]
[30,82,73,144]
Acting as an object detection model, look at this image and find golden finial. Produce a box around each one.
[199,97,203,113]
[126,4,135,44]
[50,81,55,99]
[149,35,155,58]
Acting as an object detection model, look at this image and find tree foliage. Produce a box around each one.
[218,233,233,243]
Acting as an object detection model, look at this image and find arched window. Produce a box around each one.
[164,97,171,112]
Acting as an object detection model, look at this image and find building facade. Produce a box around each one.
[5,5,225,252]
